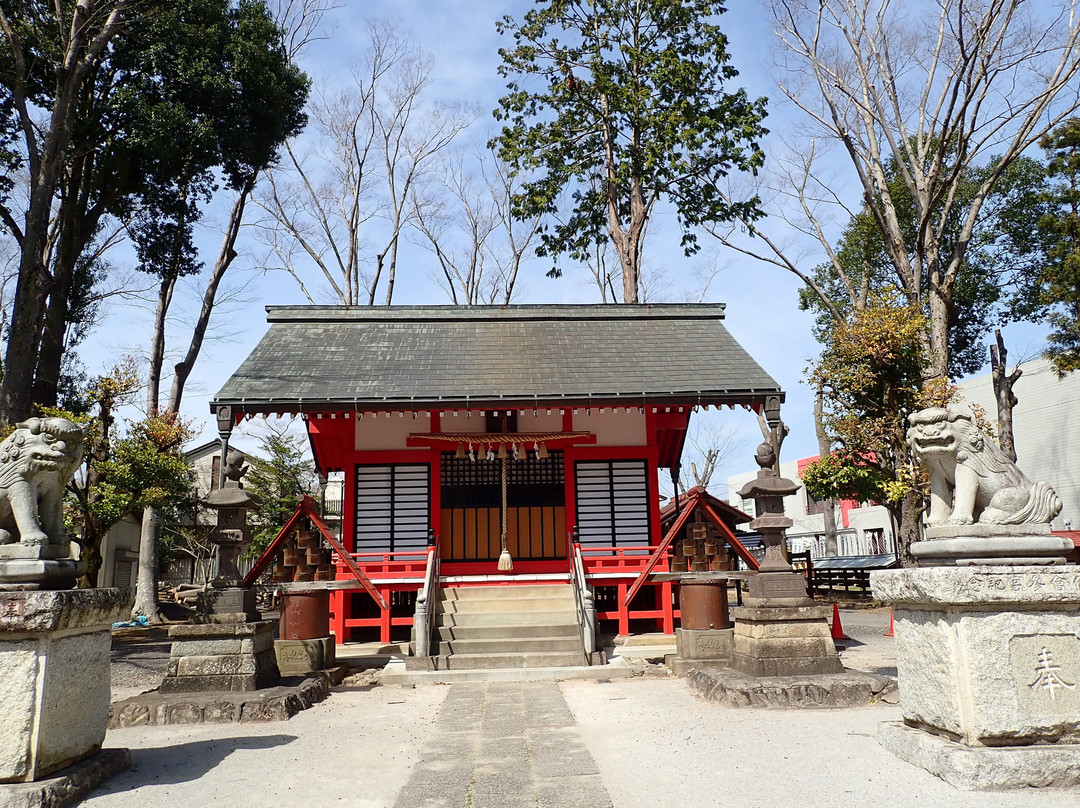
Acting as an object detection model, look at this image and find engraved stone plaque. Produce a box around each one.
[1010,634,1080,716]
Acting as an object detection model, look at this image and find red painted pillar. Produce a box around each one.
[661,581,675,634]
[330,590,346,644]
[618,582,630,636]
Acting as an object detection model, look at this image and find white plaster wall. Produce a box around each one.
[958,358,1080,531]
[97,514,141,587]
[354,412,432,451]
[572,409,646,446]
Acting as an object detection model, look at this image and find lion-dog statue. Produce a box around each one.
[0,417,85,548]
[907,405,1061,527]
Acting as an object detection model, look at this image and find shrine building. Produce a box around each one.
[212,304,782,660]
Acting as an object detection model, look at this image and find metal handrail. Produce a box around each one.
[567,528,596,660]
[413,530,440,658]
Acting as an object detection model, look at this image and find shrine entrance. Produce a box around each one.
[438,449,566,563]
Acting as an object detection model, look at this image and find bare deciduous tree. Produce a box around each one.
[414,149,540,305]
[714,0,1080,382]
[259,19,471,306]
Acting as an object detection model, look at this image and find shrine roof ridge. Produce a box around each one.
[263,302,727,323]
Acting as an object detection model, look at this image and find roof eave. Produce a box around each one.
[210,388,786,416]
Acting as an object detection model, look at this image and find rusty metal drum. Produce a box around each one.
[280,591,331,640]
[679,580,730,630]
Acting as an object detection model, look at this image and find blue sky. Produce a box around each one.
[75,1,1050,484]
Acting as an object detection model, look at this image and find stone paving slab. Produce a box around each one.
[392,682,613,808]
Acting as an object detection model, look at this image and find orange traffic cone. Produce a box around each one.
[831,602,849,641]
[883,609,895,637]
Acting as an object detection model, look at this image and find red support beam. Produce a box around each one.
[624,502,695,606]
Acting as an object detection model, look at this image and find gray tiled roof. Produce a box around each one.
[212,304,782,412]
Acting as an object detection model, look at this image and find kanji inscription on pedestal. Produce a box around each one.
[1011,634,1080,715]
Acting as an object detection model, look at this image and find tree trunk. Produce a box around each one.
[990,328,1021,462]
[77,536,103,588]
[895,489,923,568]
[813,386,839,556]
[131,504,162,622]
[133,179,253,622]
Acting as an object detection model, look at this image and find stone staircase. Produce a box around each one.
[417,584,590,670]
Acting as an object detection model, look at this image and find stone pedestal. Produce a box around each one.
[0,542,85,591]
[872,565,1080,789]
[911,524,1073,566]
[0,589,130,782]
[730,597,843,678]
[195,586,259,623]
[160,621,279,693]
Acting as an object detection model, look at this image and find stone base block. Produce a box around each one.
[275,637,335,676]
[684,666,892,708]
[879,720,1080,790]
[0,589,130,783]
[0,748,130,808]
[729,603,843,677]
[911,532,1073,566]
[160,620,279,694]
[872,566,1080,746]
[194,587,258,622]
[746,571,810,602]
[675,628,732,662]
[0,559,86,591]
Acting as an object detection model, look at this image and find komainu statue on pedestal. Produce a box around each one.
[0,417,85,548]
[907,405,1061,527]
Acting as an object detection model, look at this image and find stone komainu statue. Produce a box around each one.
[907,405,1061,527]
[0,417,85,547]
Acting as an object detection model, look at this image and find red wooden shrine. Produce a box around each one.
[216,305,784,645]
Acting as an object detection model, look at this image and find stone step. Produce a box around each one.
[437,594,575,613]
[435,622,580,641]
[435,609,580,628]
[438,635,582,656]
[432,650,588,670]
[441,584,573,600]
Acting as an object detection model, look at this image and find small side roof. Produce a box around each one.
[212,304,783,414]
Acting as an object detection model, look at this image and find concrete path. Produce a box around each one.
[392,682,612,808]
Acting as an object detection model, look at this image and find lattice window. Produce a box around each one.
[574,459,651,547]
[354,464,430,552]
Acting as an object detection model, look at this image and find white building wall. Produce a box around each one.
[958,358,1080,531]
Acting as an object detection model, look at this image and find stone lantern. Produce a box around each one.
[730,439,842,677]
[198,449,260,622]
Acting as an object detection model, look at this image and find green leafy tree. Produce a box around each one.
[45,358,195,586]
[0,0,309,424]
[801,297,945,563]
[243,427,319,559]
[491,0,767,302]
[1007,118,1080,376]
[799,154,1046,378]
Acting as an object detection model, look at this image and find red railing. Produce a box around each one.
[333,550,430,580]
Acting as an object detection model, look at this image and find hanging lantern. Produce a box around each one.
[538,442,549,459]
[455,442,466,459]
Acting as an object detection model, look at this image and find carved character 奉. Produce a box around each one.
[907,405,1061,527]
[0,418,85,547]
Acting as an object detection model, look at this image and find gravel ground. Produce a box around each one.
[109,627,172,702]
[90,608,1080,807]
